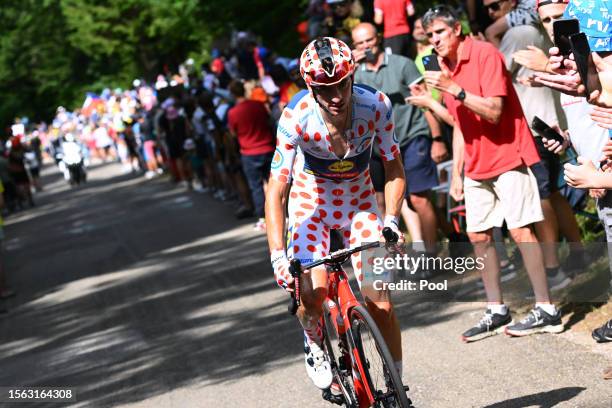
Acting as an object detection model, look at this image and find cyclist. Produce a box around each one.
[265,37,406,390]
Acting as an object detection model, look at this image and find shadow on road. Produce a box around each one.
[482,386,586,408]
[0,163,534,407]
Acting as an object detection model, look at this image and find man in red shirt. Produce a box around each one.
[228,80,276,230]
[422,5,562,341]
[374,0,415,56]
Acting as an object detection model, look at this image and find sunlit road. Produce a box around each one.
[1,163,610,407]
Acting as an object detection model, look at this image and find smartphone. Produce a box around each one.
[531,116,565,145]
[408,76,424,88]
[553,19,580,56]
[569,32,602,96]
[364,48,376,63]
[423,54,441,71]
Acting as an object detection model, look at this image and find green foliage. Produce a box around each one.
[0,0,304,129]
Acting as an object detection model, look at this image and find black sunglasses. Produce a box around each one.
[485,0,509,12]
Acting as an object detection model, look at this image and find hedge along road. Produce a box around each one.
[0,162,610,408]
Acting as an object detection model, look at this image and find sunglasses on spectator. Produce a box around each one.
[485,0,509,12]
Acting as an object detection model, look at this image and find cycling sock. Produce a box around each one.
[536,302,557,315]
[394,360,403,378]
[302,318,323,347]
[488,304,508,315]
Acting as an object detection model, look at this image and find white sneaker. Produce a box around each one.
[304,341,333,390]
[145,171,156,179]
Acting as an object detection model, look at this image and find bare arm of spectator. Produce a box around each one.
[466,0,481,34]
[424,110,448,163]
[564,157,612,189]
[512,46,551,73]
[424,69,504,124]
[533,47,586,96]
[450,125,464,202]
[407,83,456,126]
[541,129,571,155]
[590,106,612,130]
[484,16,508,48]
[588,52,612,108]
[374,7,383,25]
[406,1,415,17]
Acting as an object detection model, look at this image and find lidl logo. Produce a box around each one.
[328,160,355,173]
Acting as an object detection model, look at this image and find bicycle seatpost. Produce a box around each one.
[288,258,302,315]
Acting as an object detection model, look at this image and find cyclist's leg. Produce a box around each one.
[287,211,331,346]
[348,209,403,374]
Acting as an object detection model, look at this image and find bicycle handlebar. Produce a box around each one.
[287,226,399,315]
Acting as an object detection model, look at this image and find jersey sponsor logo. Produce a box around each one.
[303,149,370,180]
[271,148,284,169]
[355,137,372,154]
[355,102,376,112]
[328,160,355,173]
[277,124,293,139]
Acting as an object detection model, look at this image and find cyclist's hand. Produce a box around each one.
[271,250,294,292]
[383,215,405,245]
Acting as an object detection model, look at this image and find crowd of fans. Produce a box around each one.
[1,0,610,360]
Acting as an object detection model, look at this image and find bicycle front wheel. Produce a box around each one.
[350,305,411,408]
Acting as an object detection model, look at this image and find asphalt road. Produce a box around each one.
[1,163,610,408]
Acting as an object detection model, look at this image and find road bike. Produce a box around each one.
[288,227,414,407]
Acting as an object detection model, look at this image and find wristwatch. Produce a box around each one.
[455,88,466,101]
[432,136,444,142]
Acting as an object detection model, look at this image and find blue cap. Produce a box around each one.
[564,0,612,52]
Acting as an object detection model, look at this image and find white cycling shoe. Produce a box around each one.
[304,341,333,389]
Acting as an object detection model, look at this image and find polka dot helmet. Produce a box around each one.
[299,37,355,87]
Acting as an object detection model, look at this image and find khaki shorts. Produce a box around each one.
[464,166,543,233]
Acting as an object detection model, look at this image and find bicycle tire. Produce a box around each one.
[350,305,411,408]
[323,302,358,407]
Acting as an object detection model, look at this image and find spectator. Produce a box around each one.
[322,0,362,45]
[140,109,163,179]
[483,0,539,46]
[7,137,34,209]
[352,22,450,262]
[534,0,611,254]
[493,0,586,285]
[422,5,562,340]
[0,179,15,314]
[159,99,193,188]
[373,0,415,57]
[227,80,275,230]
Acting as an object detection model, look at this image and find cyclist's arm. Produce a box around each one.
[265,178,291,251]
[382,158,405,219]
[265,107,299,252]
[375,91,406,219]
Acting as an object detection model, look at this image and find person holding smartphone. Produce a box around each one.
[422,5,563,340]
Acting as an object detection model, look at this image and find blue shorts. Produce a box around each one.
[369,135,438,194]
[402,136,438,195]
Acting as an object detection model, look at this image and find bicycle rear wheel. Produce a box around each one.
[349,305,412,408]
[323,301,358,407]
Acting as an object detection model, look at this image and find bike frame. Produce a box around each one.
[287,227,399,407]
[325,262,377,407]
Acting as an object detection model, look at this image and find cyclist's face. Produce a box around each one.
[312,76,353,116]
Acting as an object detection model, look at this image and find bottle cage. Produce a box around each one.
[314,38,336,77]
